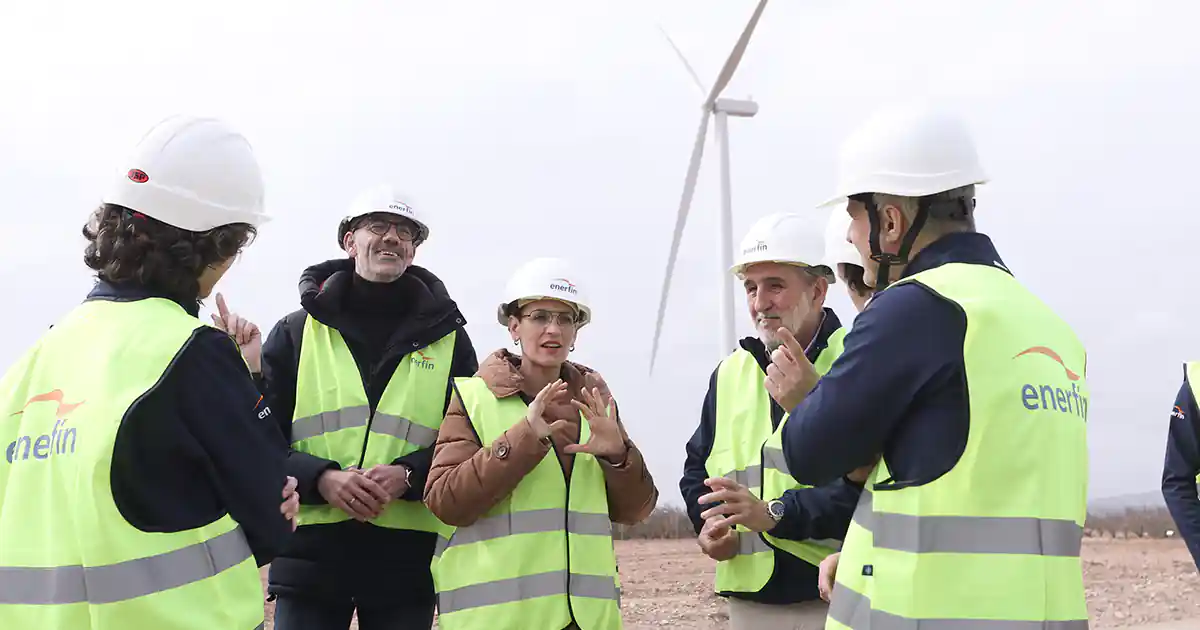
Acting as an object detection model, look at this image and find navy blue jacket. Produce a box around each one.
[85,281,293,567]
[781,232,1007,492]
[261,259,478,607]
[1162,368,1200,569]
[680,307,862,604]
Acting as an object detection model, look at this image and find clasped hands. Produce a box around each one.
[316,464,411,522]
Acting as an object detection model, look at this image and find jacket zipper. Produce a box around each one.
[355,363,385,470]
[552,440,577,626]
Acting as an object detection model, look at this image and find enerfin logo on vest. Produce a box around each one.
[549,278,577,295]
[411,349,436,371]
[6,389,84,464]
[1015,346,1087,420]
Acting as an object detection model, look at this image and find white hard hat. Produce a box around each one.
[102,115,269,232]
[823,205,862,271]
[731,212,833,282]
[338,184,430,249]
[821,103,988,208]
[496,257,591,327]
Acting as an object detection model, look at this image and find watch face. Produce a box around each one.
[769,501,785,519]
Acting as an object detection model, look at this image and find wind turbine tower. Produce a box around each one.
[649,0,770,374]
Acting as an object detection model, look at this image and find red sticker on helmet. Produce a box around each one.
[127,169,149,183]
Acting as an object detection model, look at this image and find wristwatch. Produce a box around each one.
[767,499,786,524]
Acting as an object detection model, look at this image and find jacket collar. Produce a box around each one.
[899,231,1012,280]
[85,279,201,318]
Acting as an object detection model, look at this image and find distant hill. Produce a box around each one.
[1089,491,1167,516]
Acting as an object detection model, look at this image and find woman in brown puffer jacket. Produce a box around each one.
[424,257,658,630]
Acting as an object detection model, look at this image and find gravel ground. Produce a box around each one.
[259,538,1200,629]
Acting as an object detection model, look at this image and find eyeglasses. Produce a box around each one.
[357,217,418,242]
[521,310,579,328]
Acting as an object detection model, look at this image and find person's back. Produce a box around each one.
[828,259,1088,625]
[774,103,1090,627]
[0,115,295,630]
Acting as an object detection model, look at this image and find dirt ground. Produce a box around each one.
[259,538,1200,629]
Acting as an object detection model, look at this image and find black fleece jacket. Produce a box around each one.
[261,259,478,606]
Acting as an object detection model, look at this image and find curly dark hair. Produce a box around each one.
[82,203,256,303]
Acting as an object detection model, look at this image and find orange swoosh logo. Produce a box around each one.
[1013,346,1080,381]
[11,389,86,417]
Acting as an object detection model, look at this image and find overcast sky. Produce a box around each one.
[2,0,1198,503]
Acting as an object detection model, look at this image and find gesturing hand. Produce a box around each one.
[697,516,738,561]
[211,292,262,373]
[280,475,299,531]
[525,379,571,440]
[818,552,840,602]
[698,476,776,533]
[565,387,628,463]
[316,468,390,522]
[764,327,819,411]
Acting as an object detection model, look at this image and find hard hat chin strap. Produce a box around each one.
[859,194,931,292]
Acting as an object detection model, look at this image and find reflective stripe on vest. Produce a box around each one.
[706,336,844,595]
[431,376,622,630]
[827,262,1089,629]
[291,315,455,533]
[0,298,263,630]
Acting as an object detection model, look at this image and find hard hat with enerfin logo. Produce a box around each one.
[102,115,270,232]
[496,257,591,327]
[338,184,430,248]
[820,102,989,208]
[731,212,833,282]
[823,204,862,271]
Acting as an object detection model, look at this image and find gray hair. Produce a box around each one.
[874,184,976,232]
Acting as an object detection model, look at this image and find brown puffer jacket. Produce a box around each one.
[424,348,658,527]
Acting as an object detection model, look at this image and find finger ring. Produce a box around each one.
[348,497,357,505]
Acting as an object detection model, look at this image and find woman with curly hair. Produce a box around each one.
[0,115,298,630]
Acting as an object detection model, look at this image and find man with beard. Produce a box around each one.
[253,184,477,629]
[679,212,862,630]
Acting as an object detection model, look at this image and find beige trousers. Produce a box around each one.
[727,597,829,630]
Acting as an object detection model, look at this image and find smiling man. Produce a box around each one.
[679,212,861,630]
[259,184,478,630]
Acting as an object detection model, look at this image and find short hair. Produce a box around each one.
[838,263,873,296]
[873,184,976,232]
[82,203,256,303]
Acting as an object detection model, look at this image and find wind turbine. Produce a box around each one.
[648,0,770,375]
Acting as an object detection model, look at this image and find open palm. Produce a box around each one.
[565,387,626,461]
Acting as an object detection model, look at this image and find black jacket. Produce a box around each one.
[780,232,1005,489]
[85,281,293,567]
[262,259,478,606]
[1163,367,1200,569]
[679,307,862,604]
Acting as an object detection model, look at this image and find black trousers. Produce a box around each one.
[272,594,435,630]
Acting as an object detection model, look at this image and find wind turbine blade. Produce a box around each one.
[705,0,770,104]
[656,23,708,97]
[650,108,712,375]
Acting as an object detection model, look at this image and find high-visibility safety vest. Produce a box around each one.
[291,315,455,533]
[430,376,622,630]
[826,262,1090,629]
[705,332,845,594]
[0,298,263,630]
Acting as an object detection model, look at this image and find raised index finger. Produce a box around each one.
[776,327,806,361]
[215,292,231,322]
